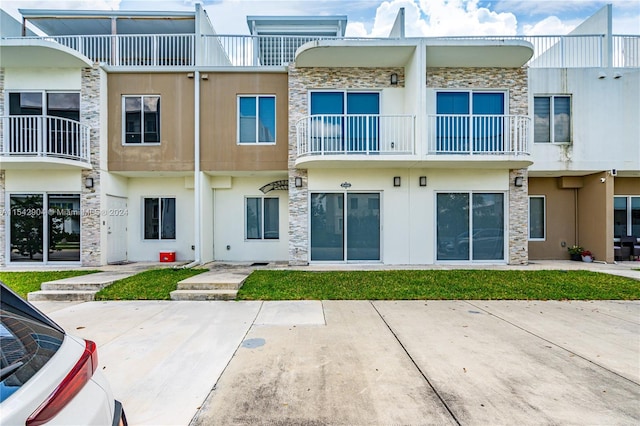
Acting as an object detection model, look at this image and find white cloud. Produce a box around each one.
[522,16,577,35]
[417,0,517,35]
[348,0,519,37]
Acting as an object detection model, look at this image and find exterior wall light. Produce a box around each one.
[85,177,94,189]
[294,177,303,188]
[514,176,524,187]
[390,73,398,85]
[419,176,427,187]
[393,176,401,187]
[340,182,352,189]
[598,71,606,79]
[613,72,622,79]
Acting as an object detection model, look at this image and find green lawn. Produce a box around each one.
[0,270,99,299]
[237,270,640,300]
[3,268,638,301]
[95,268,207,300]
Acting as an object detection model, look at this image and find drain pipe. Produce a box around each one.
[184,70,202,269]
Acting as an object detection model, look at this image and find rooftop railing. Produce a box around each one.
[3,33,638,68]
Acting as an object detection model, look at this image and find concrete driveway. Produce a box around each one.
[35,300,640,425]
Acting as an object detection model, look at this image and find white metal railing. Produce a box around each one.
[296,114,415,157]
[3,34,195,66]
[0,116,90,163]
[427,114,529,155]
[613,35,640,67]
[201,34,336,66]
[3,33,638,68]
[437,35,605,68]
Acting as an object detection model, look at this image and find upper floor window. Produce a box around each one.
[528,196,546,240]
[238,95,276,144]
[534,95,571,143]
[9,92,80,121]
[246,197,279,240]
[123,95,160,144]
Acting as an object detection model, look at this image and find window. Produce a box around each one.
[534,95,571,143]
[246,197,279,240]
[529,196,546,240]
[238,96,276,143]
[123,95,160,144]
[614,196,640,237]
[144,197,175,240]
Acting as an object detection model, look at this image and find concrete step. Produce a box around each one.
[30,272,135,302]
[170,289,238,301]
[176,271,247,291]
[28,290,98,302]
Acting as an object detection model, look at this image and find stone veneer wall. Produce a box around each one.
[509,169,529,264]
[287,65,404,265]
[427,67,528,116]
[0,68,5,266]
[80,67,102,266]
[428,67,529,264]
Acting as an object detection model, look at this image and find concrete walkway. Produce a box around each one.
[33,299,640,426]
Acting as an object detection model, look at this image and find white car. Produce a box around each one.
[0,283,126,426]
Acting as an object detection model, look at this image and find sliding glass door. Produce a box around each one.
[436,192,504,261]
[9,193,81,263]
[310,192,380,261]
[310,92,380,153]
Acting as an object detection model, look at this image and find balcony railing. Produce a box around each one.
[427,114,530,155]
[296,114,415,157]
[3,33,638,68]
[1,116,90,163]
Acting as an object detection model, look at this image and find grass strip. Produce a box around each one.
[237,270,640,300]
[95,268,207,300]
[0,270,99,299]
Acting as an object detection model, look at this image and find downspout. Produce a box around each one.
[184,70,202,268]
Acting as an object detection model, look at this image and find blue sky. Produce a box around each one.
[3,0,639,35]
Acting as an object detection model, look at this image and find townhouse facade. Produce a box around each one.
[0,4,638,268]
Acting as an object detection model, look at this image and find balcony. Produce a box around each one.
[1,116,91,168]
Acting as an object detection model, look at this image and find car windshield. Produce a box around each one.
[1,304,64,402]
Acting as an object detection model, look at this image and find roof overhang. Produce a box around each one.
[18,9,196,35]
[425,39,534,68]
[0,38,93,68]
[246,15,347,37]
[295,39,416,67]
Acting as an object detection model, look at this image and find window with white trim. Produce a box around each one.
[238,95,276,144]
[614,196,640,237]
[144,197,175,240]
[534,95,571,143]
[528,196,546,240]
[245,197,279,240]
[123,95,161,144]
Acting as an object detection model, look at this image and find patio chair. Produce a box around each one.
[617,236,636,261]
